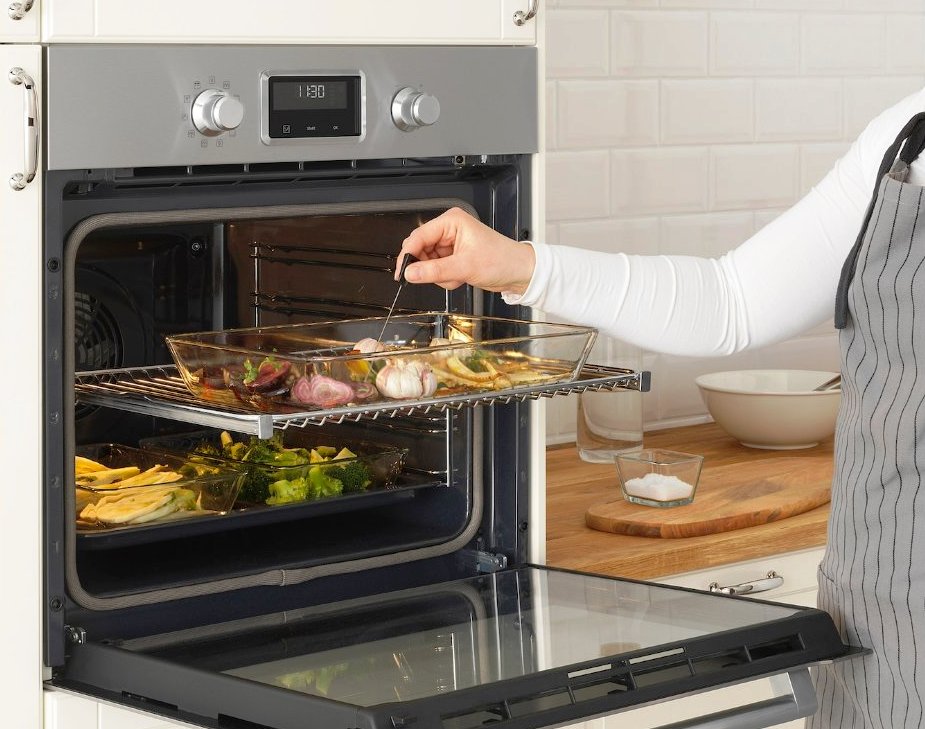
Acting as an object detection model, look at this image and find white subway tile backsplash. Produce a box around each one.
[755,0,841,8]
[844,77,925,137]
[546,151,611,221]
[557,0,657,6]
[661,80,754,145]
[558,217,659,255]
[558,81,659,148]
[750,335,840,372]
[662,0,754,7]
[711,13,800,76]
[801,14,885,75]
[653,351,758,422]
[611,148,710,214]
[754,208,787,230]
[546,81,557,150]
[844,0,925,11]
[887,15,925,72]
[711,145,800,211]
[547,10,610,79]
[545,223,560,246]
[755,79,842,142]
[801,142,851,193]
[660,212,755,257]
[612,11,709,77]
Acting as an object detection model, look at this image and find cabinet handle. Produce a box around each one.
[7,0,34,20]
[8,67,38,192]
[709,570,783,596]
[513,0,537,26]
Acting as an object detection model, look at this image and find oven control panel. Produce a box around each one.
[45,45,537,170]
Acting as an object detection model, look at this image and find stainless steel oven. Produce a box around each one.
[35,44,859,729]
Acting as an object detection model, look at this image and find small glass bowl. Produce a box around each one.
[615,449,704,508]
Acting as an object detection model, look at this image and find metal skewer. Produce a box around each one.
[376,253,418,345]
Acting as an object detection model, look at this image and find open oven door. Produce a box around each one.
[53,565,861,729]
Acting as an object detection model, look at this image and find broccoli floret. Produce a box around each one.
[308,465,343,499]
[263,467,343,505]
[224,440,249,462]
[266,476,310,505]
[238,467,273,504]
[270,447,310,468]
[324,461,372,493]
[192,440,222,458]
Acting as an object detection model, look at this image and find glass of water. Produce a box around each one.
[576,339,644,463]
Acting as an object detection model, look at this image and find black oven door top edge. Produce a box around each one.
[52,565,857,729]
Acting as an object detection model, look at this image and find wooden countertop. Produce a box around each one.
[545,423,833,580]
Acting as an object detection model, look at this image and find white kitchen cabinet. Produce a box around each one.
[0,42,44,729]
[0,0,40,42]
[658,546,825,608]
[41,0,538,45]
[44,690,198,729]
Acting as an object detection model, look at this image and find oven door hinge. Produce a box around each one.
[64,625,87,645]
[466,550,508,574]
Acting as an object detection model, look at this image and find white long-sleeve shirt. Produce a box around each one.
[506,87,925,357]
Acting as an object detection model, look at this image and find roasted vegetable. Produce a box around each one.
[375,359,438,399]
[80,485,198,524]
[265,466,343,505]
[324,460,372,493]
[191,431,377,506]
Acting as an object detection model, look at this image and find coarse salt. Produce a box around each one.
[623,473,693,502]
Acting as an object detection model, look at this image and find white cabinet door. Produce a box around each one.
[0,42,44,729]
[44,690,201,729]
[0,0,40,41]
[659,547,824,608]
[42,0,538,45]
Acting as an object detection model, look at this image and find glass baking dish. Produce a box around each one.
[139,430,409,508]
[75,443,244,532]
[165,313,597,412]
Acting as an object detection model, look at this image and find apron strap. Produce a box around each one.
[834,111,925,328]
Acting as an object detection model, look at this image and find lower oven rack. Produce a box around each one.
[74,364,650,438]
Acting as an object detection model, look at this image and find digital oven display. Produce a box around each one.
[273,81,349,111]
[267,75,361,139]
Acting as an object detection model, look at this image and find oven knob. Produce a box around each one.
[191,89,245,136]
[391,87,441,131]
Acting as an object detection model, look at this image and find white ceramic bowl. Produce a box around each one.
[694,369,841,450]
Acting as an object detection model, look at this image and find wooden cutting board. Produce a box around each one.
[585,457,831,539]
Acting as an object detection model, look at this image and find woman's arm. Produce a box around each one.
[510,87,925,357]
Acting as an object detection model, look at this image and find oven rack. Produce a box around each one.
[74,364,649,439]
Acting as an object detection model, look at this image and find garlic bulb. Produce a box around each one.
[354,337,386,354]
[375,359,438,400]
[428,337,453,361]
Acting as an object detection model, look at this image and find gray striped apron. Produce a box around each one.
[809,112,925,728]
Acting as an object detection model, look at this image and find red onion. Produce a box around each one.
[352,381,378,400]
[246,359,292,392]
[310,375,356,408]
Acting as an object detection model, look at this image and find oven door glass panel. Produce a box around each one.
[56,566,852,729]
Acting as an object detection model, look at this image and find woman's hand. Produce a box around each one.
[397,207,536,294]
